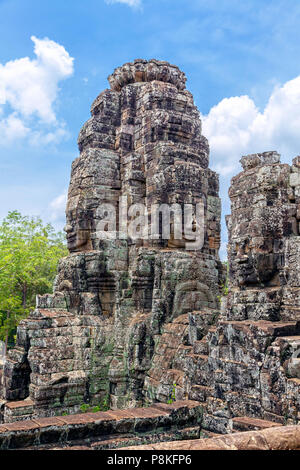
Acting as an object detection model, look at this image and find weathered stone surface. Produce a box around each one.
[1,59,222,420]
[122,425,300,450]
[0,400,203,449]
[1,60,300,451]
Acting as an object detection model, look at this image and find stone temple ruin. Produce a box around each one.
[0,59,299,449]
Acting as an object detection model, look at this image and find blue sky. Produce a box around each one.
[1,0,300,259]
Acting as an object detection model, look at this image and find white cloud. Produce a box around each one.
[0,113,30,141]
[201,74,300,260]
[49,190,67,223]
[105,0,141,8]
[29,126,70,147]
[0,36,74,146]
[202,75,300,176]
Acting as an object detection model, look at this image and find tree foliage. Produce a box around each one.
[0,211,68,349]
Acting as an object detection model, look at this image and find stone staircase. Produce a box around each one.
[144,310,220,403]
[130,309,296,437]
[2,307,300,432]
[186,318,300,433]
[144,313,191,402]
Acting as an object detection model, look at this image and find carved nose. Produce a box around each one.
[64,224,73,233]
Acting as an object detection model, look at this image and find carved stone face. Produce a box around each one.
[64,207,94,252]
[64,146,121,254]
[231,237,280,287]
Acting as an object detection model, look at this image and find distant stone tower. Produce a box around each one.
[227,151,299,322]
[0,60,223,421]
[188,152,300,433]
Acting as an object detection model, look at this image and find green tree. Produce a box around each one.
[0,211,68,351]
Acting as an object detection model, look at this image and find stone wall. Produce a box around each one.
[0,400,203,450]
[1,400,298,450]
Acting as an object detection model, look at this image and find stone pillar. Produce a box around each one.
[2,59,223,419]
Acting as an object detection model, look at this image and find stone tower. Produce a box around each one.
[187,152,300,433]
[0,60,223,421]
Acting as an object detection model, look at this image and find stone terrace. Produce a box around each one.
[0,399,291,450]
[0,400,204,450]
